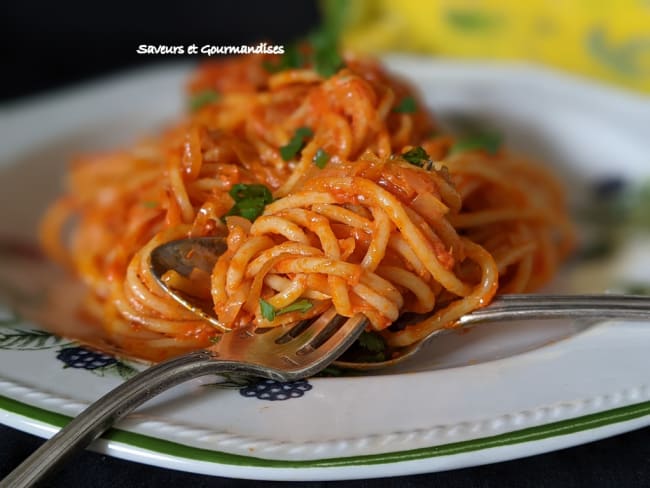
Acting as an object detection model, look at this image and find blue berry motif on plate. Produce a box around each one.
[56,346,138,379]
[57,347,117,370]
[239,379,312,401]
[0,309,140,380]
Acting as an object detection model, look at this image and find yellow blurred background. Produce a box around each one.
[324,0,650,93]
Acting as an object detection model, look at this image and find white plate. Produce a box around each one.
[1,56,650,481]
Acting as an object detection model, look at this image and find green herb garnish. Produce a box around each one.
[279,43,304,70]
[313,148,330,169]
[262,44,305,73]
[259,298,313,321]
[357,331,386,353]
[259,299,276,321]
[308,6,346,77]
[449,133,502,156]
[209,335,222,344]
[313,48,344,77]
[189,89,220,112]
[141,200,158,208]
[280,127,314,161]
[278,299,313,315]
[352,332,387,362]
[334,329,389,364]
[262,23,344,78]
[401,146,430,167]
[224,183,274,221]
[393,96,417,114]
[319,0,350,44]
[309,29,345,77]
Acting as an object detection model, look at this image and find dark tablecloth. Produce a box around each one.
[3,423,650,487]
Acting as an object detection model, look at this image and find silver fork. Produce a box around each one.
[334,293,650,369]
[0,307,367,488]
[148,237,650,370]
[5,238,650,486]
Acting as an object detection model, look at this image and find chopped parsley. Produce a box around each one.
[308,7,346,77]
[278,299,313,315]
[393,96,417,114]
[189,89,220,112]
[339,331,387,363]
[141,200,159,208]
[209,335,222,344]
[224,183,274,221]
[312,148,330,169]
[259,298,313,321]
[319,0,350,47]
[259,299,277,321]
[357,331,386,353]
[313,48,344,77]
[401,146,430,167]
[262,44,305,73]
[262,27,344,78]
[449,132,502,156]
[309,29,345,77]
[280,127,314,161]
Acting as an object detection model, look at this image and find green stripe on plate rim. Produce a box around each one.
[2,393,650,468]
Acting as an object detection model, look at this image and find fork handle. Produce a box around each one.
[459,294,650,325]
[0,351,254,488]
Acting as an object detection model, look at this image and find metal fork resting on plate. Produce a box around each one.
[0,306,367,488]
[3,237,650,487]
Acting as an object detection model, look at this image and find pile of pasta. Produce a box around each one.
[40,51,574,361]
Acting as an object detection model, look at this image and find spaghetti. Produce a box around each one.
[40,50,574,361]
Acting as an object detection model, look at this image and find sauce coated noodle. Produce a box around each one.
[40,52,574,362]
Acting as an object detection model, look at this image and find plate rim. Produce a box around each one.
[3,391,650,480]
